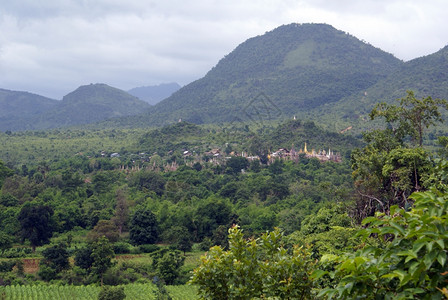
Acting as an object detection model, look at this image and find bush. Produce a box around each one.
[98,285,126,300]
[0,247,32,258]
[138,244,159,253]
[190,225,316,299]
[0,260,16,272]
[113,242,131,254]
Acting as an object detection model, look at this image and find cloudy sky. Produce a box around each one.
[1,0,447,99]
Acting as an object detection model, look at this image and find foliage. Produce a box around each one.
[113,242,132,254]
[0,159,13,187]
[87,220,120,243]
[225,156,249,174]
[0,231,13,251]
[351,91,446,219]
[370,90,448,146]
[112,189,128,235]
[129,207,159,245]
[120,23,402,128]
[162,226,193,254]
[98,285,126,300]
[91,236,115,285]
[1,83,151,131]
[318,189,448,299]
[75,246,95,270]
[0,283,196,300]
[151,249,185,285]
[0,260,16,272]
[38,242,70,280]
[129,170,166,196]
[190,225,316,299]
[18,203,55,251]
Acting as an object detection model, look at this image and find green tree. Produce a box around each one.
[112,189,128,235]
[0,231,13,252]
[162,226,193,255]
[0,193,18,207]
[370,91,448,147]
[38,242,70,281]
[87,220,119,243]
[129,170,166,196]
[0,159,13,188]
[98,285,126,300]
[351,91,445,219]
[74,246,94,270]
[152,249,185,285]
[91,236,115,286]
[318,189,448,299]
[190,225,316,299]
[226,156,249,174]
[437,136,448,159]
[195,198,233,239]
[18,203,55,251]
[129,206,158,245]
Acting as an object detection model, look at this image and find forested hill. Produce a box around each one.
[0,89,58,131]
[2,84,151,131]
[126,23,403,126]
[308,45,448,134]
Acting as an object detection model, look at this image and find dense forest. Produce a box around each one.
[0,92,448,299]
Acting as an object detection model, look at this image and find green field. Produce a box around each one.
[0,283,199,300]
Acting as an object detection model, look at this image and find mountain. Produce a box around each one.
[310,45,448,134]
[130,23,403,126]
[0,89,58,131]
[0,84,151,131]
[31,84,151,129]
[128,83,181,105]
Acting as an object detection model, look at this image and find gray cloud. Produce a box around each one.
[0,0,447,99]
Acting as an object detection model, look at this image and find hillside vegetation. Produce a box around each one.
[2,23,448,135]
[0,93,448,298]
[1,84,150,131]
[132,23,402,126]
[311,45,448,134]
[0,89,58,131]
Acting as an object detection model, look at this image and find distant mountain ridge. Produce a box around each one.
[128,83,181,105]
[0,89,58,118]
[308,45,448,134]
[130,23,403,126]
[2,23,448,133]
[0,89,58,131]
[0,84,150,131]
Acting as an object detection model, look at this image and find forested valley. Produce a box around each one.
[1,92,448,299]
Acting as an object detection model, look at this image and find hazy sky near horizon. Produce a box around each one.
[1,0,447,99]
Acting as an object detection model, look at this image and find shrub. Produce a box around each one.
[113,242,131,254]
[138,244,159,254]
[98,285,126,300]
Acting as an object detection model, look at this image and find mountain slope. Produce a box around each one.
[30,84,151,130]
[128,83,181,105]
[0,89,58,131]
[135,23,403,126]
[310,45,448,134]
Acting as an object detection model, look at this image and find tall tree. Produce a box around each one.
[351,91,446,219]
[91,236,115,286]
[370,90,448,147]
[18,203,54,251]
[87,220,119,243]
[112,189,128,235]
[129,206,158,245]
[0,159,13,188]
[38,242,70,281]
